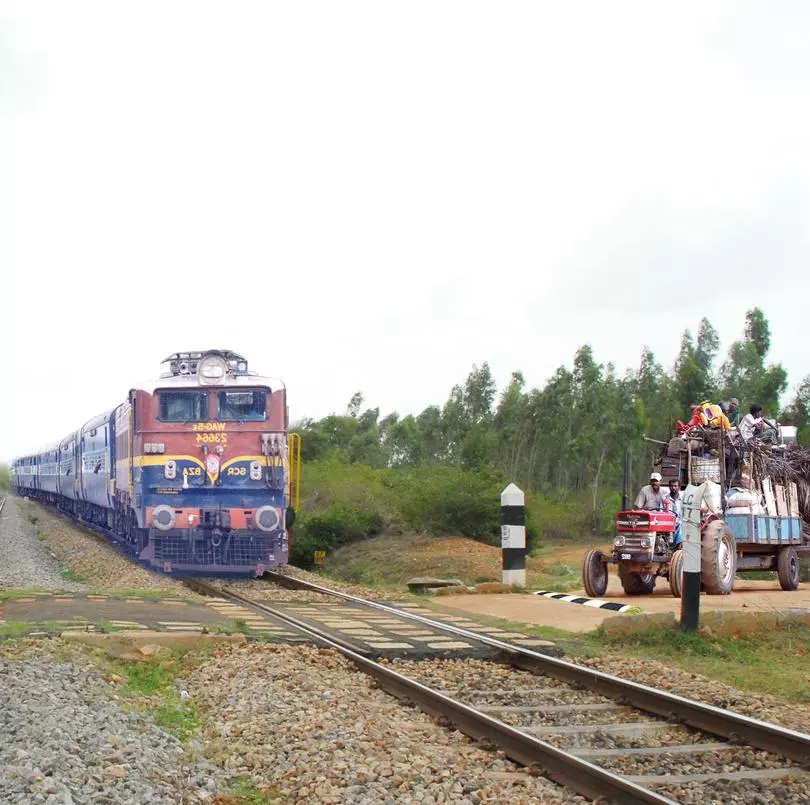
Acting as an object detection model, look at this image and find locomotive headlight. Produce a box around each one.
[152,505,176,531]
[164,460,177,480]
[614,535,626,547]
[198,353,229,385]
[250,461,262,480]
[255,505,281,532]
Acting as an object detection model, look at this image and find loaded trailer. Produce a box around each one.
[583,426,810,598]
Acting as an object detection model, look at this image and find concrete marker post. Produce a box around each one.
[501,483,526,587]
[680,482,706,630]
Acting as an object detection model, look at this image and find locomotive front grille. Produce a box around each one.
[154,533,275,566]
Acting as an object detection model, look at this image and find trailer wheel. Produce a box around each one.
[777,547,800,591]
[618,565,656,595]
[701,520,736,595]
[669,549,684,598]
[582,549,608,597]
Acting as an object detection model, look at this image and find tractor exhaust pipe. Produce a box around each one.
[622,451,629,511]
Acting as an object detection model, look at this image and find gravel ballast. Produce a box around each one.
[0,641,226,804]
[0,497,87,591]
[188,643,588,804]
[394,657,810,805]
[9,498,195,595]
[572,655,810,738]
[1,635,807,805]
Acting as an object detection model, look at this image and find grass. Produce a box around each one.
[0,618,128,638]
[0,621,33,638]
[0,588,55,600]
[0,619,104,637]
[60,568,87,583]
[211,619,251,635]
[100,649,203,741]
[595,624,810,704]
[220,776,280,803]
[85,587,194,600]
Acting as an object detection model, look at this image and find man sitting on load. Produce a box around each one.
[635,472,666,511]
[739,404,778,444]
[720,398,740,426]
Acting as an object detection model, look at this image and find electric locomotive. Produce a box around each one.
[11,350,301,577]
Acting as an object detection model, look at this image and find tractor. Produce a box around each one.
[582,417,806,598]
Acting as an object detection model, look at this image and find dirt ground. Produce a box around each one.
[432,576,810,634]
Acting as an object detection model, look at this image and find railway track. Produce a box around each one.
[184,572,810,804]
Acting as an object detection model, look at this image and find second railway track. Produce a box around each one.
[182,571,810,805]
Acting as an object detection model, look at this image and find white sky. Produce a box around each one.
[4,1,810,459]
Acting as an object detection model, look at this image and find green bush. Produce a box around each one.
[0,464,9,493]
[525,493,600,543]
[391,465,505,543]
[800,556,810,583]
[290,458,633,562]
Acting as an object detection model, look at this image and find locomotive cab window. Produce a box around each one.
[158,391,209,422]
[216,389,267,421]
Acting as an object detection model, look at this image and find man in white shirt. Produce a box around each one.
[739,404,777,444]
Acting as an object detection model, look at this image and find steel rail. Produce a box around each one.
[265,571,810,765]
[0,497,6,516]
[184,576,676,805]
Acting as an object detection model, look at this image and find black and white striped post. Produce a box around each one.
[501,483,526,587]
[680,482,706,630]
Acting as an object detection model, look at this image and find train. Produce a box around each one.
[11,349,301,577]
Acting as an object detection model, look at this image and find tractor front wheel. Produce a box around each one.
[668,549,684,598]
[618,565,656,595]
[582,549,608,597]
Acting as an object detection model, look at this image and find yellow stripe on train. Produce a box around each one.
[134,455,284,470]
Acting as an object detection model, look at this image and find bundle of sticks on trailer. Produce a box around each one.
[583,426,810,599]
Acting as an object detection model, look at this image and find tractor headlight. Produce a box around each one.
[639,536,652,549]
[614,535,626,547]
[152,505,176,531]
[255,505,281,532]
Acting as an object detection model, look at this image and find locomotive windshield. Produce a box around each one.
[216,389,267,421]
[158,391,209,422]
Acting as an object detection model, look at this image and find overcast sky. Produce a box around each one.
[4,2,810,460]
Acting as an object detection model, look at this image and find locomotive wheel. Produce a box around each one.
[702,520,736,595]
[668,549,684,598]
[618,565,656,595]
[582,549,608,597]
[777,547,800,591]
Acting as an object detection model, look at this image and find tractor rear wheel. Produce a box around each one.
[701,520,736,595]
[777,547,800,591]
[582,549,608,597]
[669,549,684,598]
[618,565,656,595]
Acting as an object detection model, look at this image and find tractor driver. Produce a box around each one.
[634,472,666,511]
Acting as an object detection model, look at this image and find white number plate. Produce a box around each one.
[621,553,631,560]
